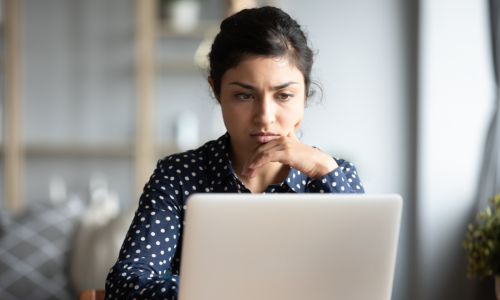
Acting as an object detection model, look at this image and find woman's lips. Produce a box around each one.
[250,134,280,143]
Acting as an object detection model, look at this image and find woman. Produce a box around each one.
[105,6,364,300]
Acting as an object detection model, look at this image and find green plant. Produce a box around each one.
[462,193,500,279]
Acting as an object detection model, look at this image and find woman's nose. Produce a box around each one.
[253,97,276,125]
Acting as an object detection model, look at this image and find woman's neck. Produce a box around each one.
[229,140,290,193]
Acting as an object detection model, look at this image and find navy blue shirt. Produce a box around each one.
[105,133,365,300]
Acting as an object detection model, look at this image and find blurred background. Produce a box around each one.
[0,0,498,299]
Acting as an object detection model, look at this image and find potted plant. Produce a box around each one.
[463,192,500,299]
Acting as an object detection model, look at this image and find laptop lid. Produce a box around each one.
[178,194,402,300]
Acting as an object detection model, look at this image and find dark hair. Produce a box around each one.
[208,6,320,104]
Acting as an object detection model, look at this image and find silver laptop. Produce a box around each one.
[178,194,402,300]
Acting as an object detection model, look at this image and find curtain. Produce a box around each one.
[471,2,500,298]
[475,0,500,219]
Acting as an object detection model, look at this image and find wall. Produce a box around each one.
[418,0,495,299]
[283,1,417,299]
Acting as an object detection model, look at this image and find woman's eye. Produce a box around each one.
[278,93,293,100]
[236,93,253,100]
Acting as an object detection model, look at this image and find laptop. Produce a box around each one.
[178,194,402,300]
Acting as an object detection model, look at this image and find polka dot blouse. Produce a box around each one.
[105,133,365,300]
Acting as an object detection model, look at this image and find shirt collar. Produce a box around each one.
[206,133,234,185]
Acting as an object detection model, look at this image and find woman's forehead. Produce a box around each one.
[222,56,305,86]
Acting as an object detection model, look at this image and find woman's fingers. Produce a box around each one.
[242,140,284,175]
[243,138,282,167]
[242,126,301,178]
[241,127,339,180]
[246,145,288,178]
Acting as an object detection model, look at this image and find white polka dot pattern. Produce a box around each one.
[105,133,364,299]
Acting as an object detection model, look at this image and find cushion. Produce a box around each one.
[69,201,134,291]
[0,197,84,300]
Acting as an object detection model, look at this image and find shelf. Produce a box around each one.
[0,142,179,158]
[156,20,220,39]
[156,58,202,73]
[26,143,133,157]
[0,142,133,157]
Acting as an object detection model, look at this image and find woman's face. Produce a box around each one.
[210,56,306,156]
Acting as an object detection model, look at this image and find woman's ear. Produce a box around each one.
[207,76,220,103]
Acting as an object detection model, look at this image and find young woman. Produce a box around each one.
[105,6,364,300]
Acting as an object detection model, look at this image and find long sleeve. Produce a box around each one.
[105,159,185,300]
[308,158,365,194]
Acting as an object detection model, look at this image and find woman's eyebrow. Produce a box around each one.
[229,82,257,90]
[272,81,298,90]
[228,81,298,90]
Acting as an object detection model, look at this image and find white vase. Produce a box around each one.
[176,110,199,152]
[170,0,200,34]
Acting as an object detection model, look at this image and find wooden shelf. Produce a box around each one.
[0,142,179,158]
[26,143,133,157]
[156,20,220,39]
[156,58,201,73]
[0,143,132,157]
[4,0,22,213]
